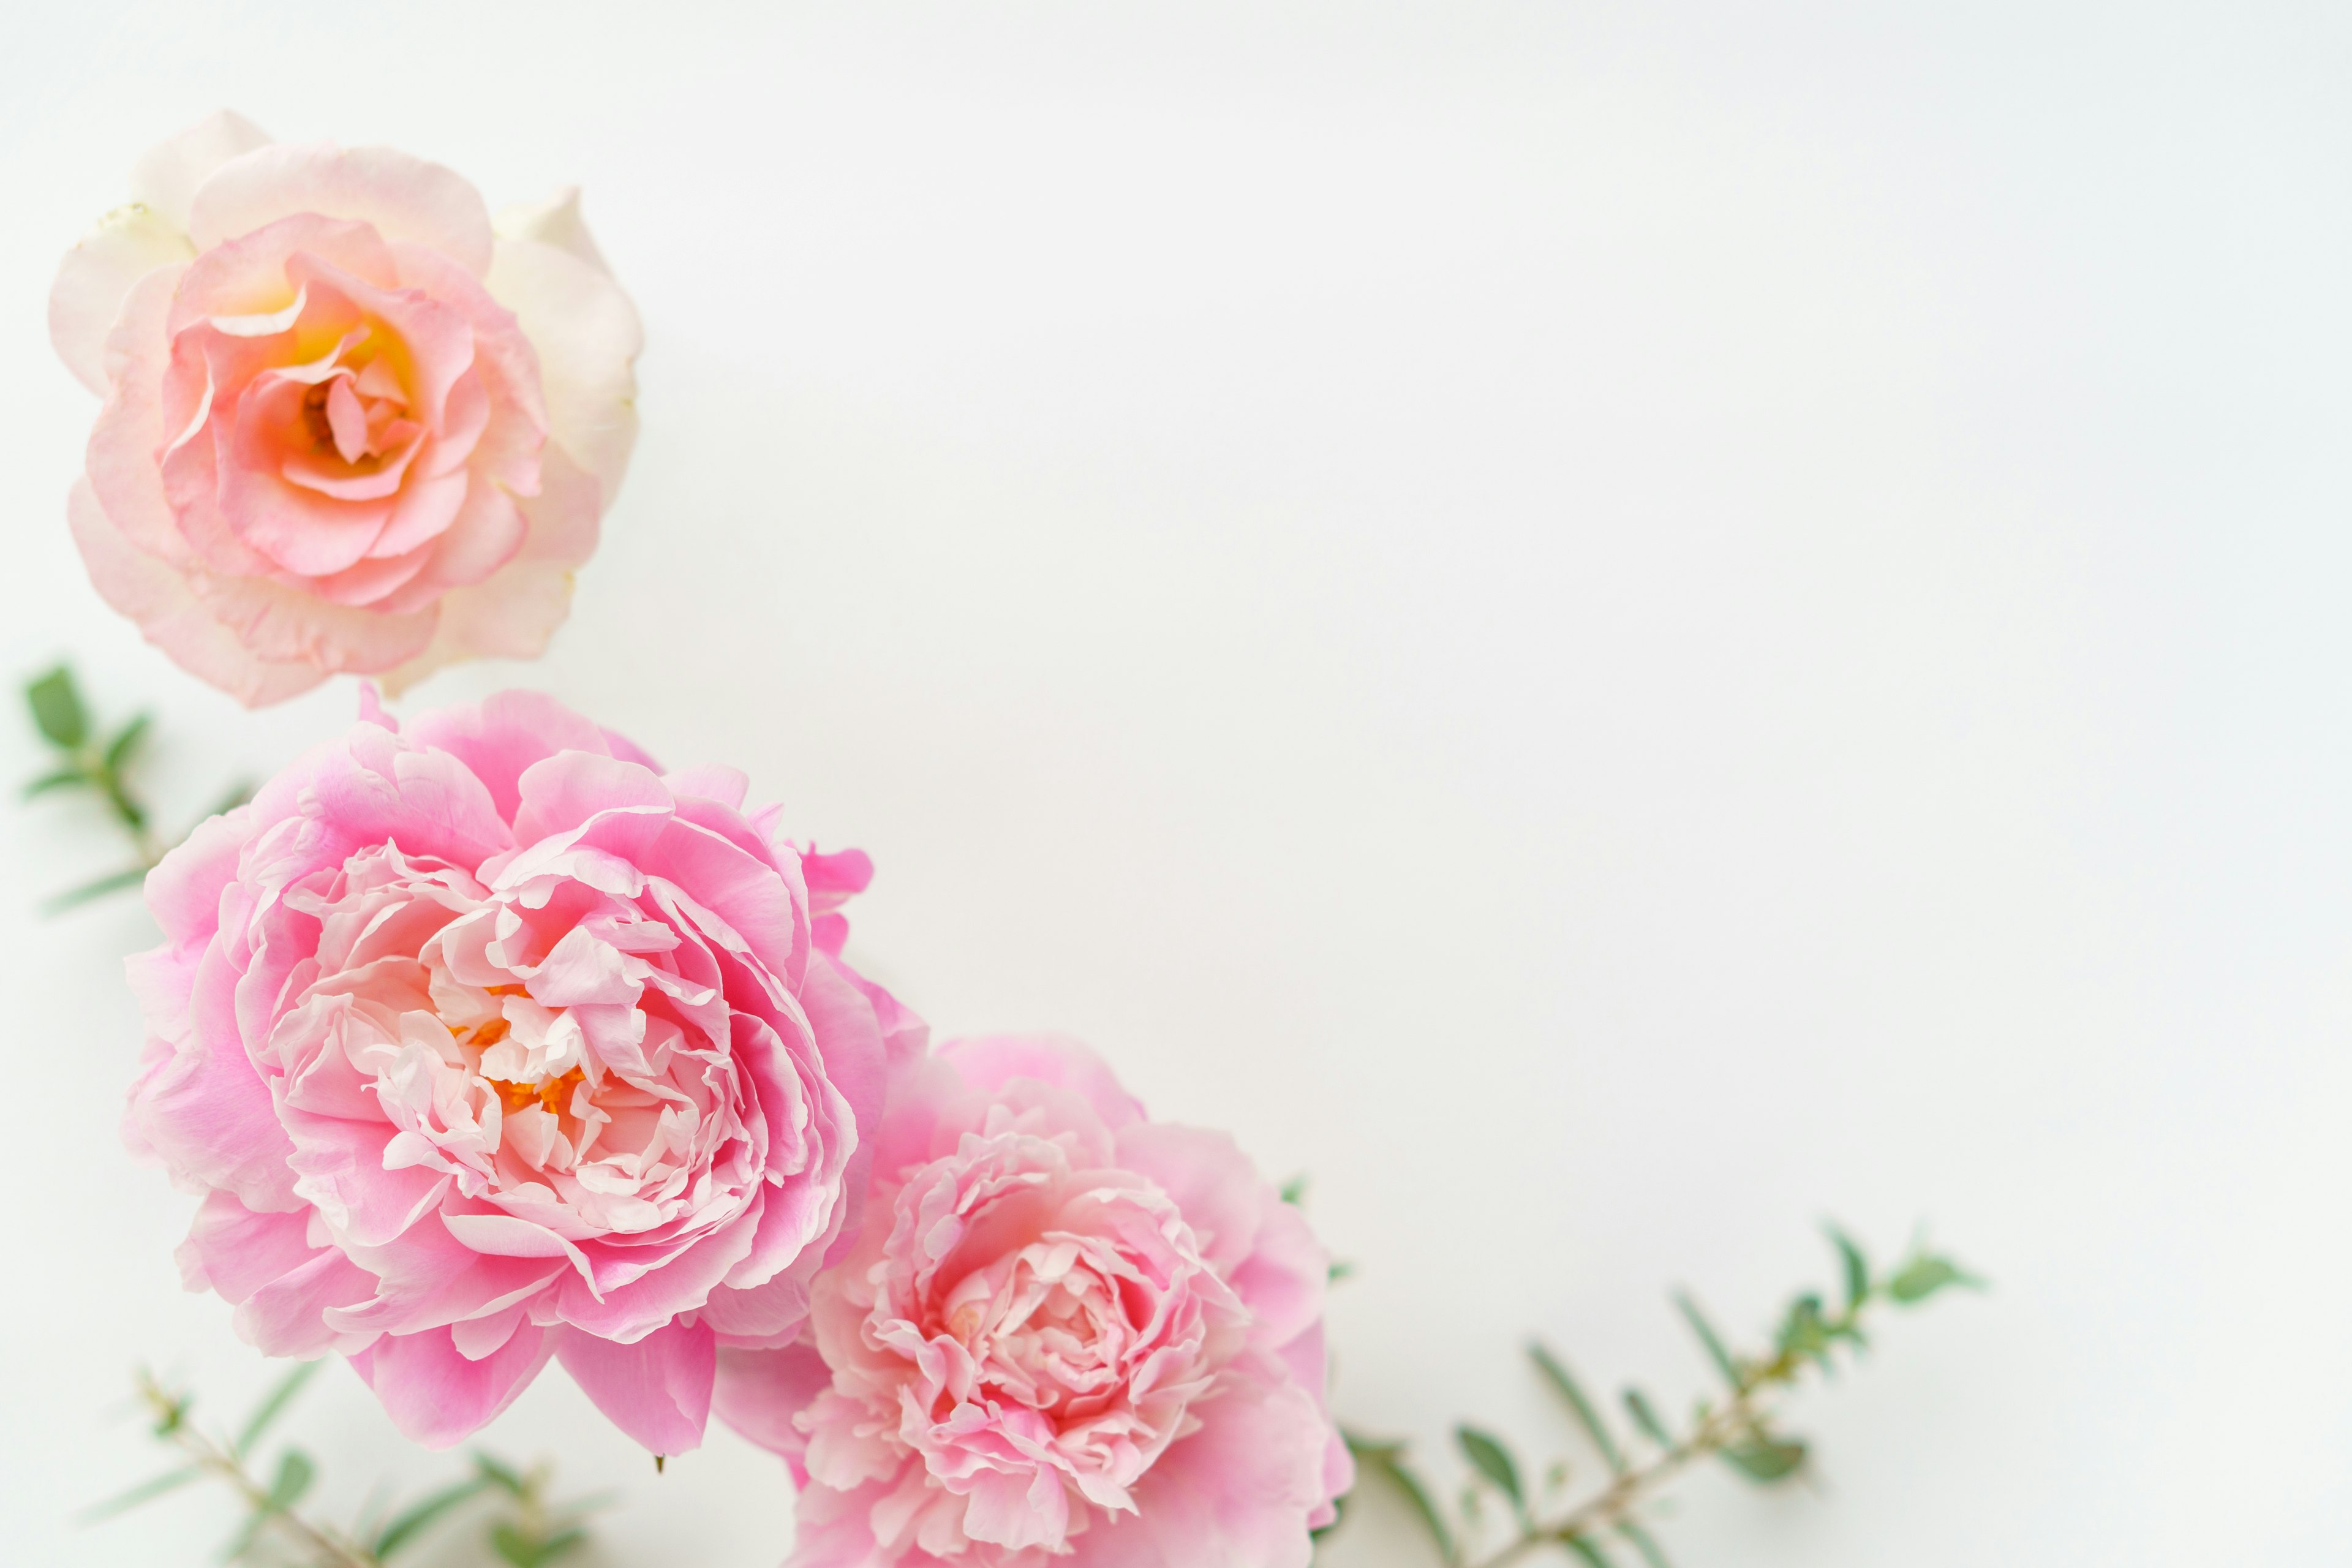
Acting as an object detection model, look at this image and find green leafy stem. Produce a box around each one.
[92,1363,605,1568]
[1338,1229,1980,1568]
[21,664,249,911]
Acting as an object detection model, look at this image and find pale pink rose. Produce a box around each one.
[714,1036,1351,1568]
[50,112,642,705]
[126,691,924,1453]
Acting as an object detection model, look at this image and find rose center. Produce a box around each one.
[297,350,415,469]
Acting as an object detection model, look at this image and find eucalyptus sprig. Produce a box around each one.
[20,663,249,911]
[91,1363,608,1568]
[1336,1227,1980,1567]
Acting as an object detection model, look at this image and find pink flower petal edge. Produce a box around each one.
[127,690,922,1452]
[715,1035,1351,1568]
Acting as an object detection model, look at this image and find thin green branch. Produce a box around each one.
[1338,1231,1980,1568]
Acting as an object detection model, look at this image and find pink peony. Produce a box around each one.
[714,1036,1351,1568]
[126,691,922,1453]
[50,112,642,705]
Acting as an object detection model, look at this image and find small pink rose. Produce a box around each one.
[715,1036,1351,1568]
[127,692,924,1452]
[51,113,642,705]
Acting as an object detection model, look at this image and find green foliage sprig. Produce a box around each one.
[1334,1227,1980,1568]
[92,1364,608,1568]
[21,664,249,911]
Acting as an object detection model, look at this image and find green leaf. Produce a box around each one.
[491,1520,540,1567]
[78,1464,200,1521]
[536,1526,589,1563]
[235,1360,321,1457]
[1673,1291,1743,1390]
[491,1520,586,1568]
[1563,1533,1615,1567]
[1888,1254,1983,1303]
[44,864,151,913]
[1719,1433,1807,1483]
[1453,1424,1523,1512]
[1278,1175,1308,1205]
[1528,1341,1623,1471]
[1328,1259,1355,1284]
[1776,1293,1834,1368]
[104,712,153,772]
[473,1452,529,1497]
[28,666,88,748]
[268,1449,315,1509]
[23,766,88,799]
[1616,1520,1673,1568]
[1621,1387,1673,1449]
[374,1476,492,1558]
[1343,1432,1453,1561]
[1825,1223,1870,1311]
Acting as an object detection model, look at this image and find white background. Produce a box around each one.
[2,4,2346,1564]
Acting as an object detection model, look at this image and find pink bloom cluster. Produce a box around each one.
[51,113,640,704]
[715,1036,1352,1568]
[127,692,916,1452]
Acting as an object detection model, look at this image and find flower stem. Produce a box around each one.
[1460,1289,1880,1568]
[134,1371,378,1568]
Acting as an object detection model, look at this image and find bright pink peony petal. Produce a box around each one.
[554,1319,717,1455]
[124,693,904,1454]
[350,1323,554,1448]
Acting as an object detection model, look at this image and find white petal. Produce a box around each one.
[494,186,612,276]
[129,110,273,231]
[486,235,642,502]
[48,205,194,393]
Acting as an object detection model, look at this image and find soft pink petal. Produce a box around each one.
[69,480,322,704]
[1066,1359,1329,1568]
[189,143,494,275]
[186,568,439,674]
[554,1320,716,1455]
[402,690,613,824]
[375,445,599,694]
[349,1323,553,1448]
[941,1034,1146,1129]
[711,1341,830,1467]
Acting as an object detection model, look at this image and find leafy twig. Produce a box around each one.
[1338,1227,1982,1567]
[93,1363,605,1567]
[20,664,251,911]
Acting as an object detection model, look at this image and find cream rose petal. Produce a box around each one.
[129,109,273,231]
[496,187,614,276]
[48,206,195,394]
[484,236,643,503]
